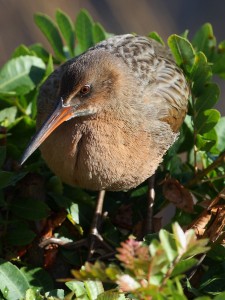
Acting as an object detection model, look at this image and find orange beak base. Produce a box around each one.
[20,99,74,165]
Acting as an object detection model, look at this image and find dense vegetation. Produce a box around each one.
[0,9,225,300]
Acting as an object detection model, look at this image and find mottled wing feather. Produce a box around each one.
[92,34,190,132]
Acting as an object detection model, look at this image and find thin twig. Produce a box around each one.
[186,150,225,188]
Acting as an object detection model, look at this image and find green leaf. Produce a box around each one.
[66,281,89,299]
[29,43,51,63]
[0,107,17,127]
[75,9,94,54]
[11,44,35,58]
[195,109,220,134]
[130,185,148,197]
[20,267,54,292]
[192,23,216,60]
[67,202,79,224]
[56,9,75,57]
[24,288,43,300]
[10,198,50,220]
[212,41,225,78]
[45,289,65,299]
[214,292,225,300]
[168,34,195,73]
[195,83,220,113]
[196,129,217,152]
[149,31,165,45]
[34,13,66,61]
[0,259,30,300]
[214,117,225,152]
[171,258,198,277]
[190,52,212,94]
[97,291,126,300]
[159,229,177,262]
[84,280,104,300]
[0,56,45,96]
[92,23,107,44]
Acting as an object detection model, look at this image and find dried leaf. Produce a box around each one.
[163,178,194,212]
[188,210,212,237]
[203,206,225,242]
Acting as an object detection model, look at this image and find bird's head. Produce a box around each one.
[20,50,132,165]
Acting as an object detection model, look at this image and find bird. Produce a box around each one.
[20,34,189,253]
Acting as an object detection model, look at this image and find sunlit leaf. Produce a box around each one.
[192,23,216,60]
[34,13,66,61]
[0,259,30,300]
[168,34,195,73]
[75,9,94,54]
[195,109,220,134]
[149,31,165,45]
[56,9,75,57]
[159,229,177,262]
[0,56,45,95]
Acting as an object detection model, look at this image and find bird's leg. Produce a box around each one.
[88,190,114,259]
[39,190,115,260]
[142,175,155,237]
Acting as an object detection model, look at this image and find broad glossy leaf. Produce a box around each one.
[195,83,220,113]
[195,109,220,134]
[0,56,45,96]
[168,34,195,73]
[92,23,107,44]
[159,229,177,262]
[11,198,50,220]
[75,9,94,54]
[0,259,30,300]
[34,13,66,61]
[192,23,216,60]
[190,52,212,94]
[56,9,75,57]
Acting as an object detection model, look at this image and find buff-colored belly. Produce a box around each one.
[40,118,161,191]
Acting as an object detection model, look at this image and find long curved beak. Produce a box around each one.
[19,99,74,165]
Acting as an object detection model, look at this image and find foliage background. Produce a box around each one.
[1,2,225,300]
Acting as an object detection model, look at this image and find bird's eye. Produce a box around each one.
[80,84,91,96]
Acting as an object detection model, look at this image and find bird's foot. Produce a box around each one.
[39,229,115,261]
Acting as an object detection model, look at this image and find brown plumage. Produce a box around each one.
[21,34,189,191]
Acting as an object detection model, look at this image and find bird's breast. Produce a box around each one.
[40,117,163,191]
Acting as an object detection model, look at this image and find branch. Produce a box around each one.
[186,150,225,188]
